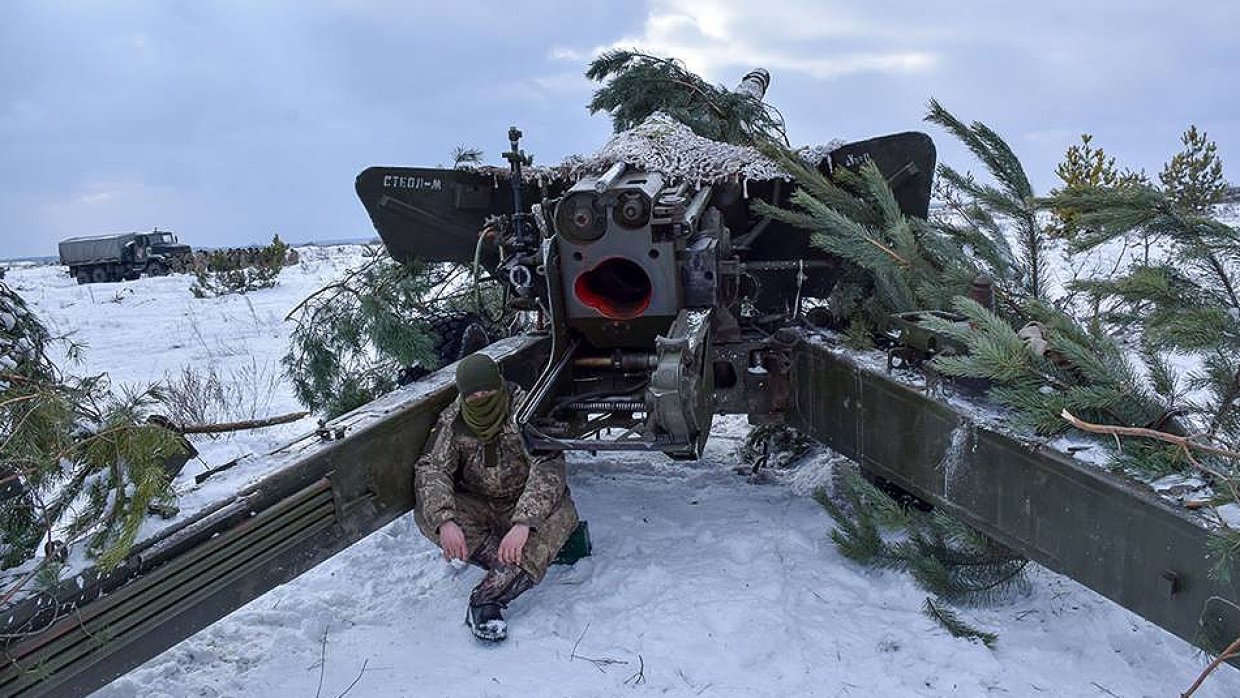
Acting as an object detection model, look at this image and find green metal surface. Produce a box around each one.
[0,335,549,698]
[887,310,970,357]
[354,166,565,267]
[787,337,1240,653]
[3,482,336,696]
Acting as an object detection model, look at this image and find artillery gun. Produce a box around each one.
[356,72,935,461]
[3,70,1240,697]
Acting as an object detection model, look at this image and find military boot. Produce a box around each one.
[465,603,506,642]
[465,565,536,642]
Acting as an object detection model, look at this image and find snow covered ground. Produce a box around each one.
[7,250,1240,697]
[6,245,358,487]
[94,439,1240,698]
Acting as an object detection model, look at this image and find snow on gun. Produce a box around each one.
[58,229,191,284]
[356,67,936,461]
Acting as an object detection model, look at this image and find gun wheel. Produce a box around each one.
[428,311,492,365]
[396,311,494,386]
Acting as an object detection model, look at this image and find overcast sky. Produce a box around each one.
[1,0,1236,259]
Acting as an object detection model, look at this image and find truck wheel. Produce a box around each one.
[91,267,109,284]
[148,261,168,277]
[74,269,89,285]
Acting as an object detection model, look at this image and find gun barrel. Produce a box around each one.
[594,162,628,193]
[734,68,770,100]
[683,185,714,230]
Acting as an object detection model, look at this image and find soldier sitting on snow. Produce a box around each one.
[413,353,579,642]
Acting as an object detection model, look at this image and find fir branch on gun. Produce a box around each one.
[926,102,1047,300]
[586,49,788,146]
[926,99,1031,203]
[816,469,1028,606]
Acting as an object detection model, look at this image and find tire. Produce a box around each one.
[74,269,89,285]
[147,261,168,277]
[396,312,492,387]
[90,267,108,284]
[429,311,491,365]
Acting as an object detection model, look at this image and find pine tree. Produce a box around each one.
[1049,134,1148,240]
[1160,125,1227,215]
[1,282,185,584]
[586,50,786,145]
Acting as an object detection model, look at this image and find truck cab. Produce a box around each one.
[134,229,193,275]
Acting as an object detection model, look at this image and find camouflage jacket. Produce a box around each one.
[414,384,569,532]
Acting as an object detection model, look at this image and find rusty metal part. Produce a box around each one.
[573,351,658,372]
[969,274,995,311]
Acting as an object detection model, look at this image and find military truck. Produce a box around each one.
[58,229,192,284]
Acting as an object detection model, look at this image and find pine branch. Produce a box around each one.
[923,597,997,647]
[283,252,503,418]
[1061,410,1240,463]
[1061,410,1240,506]
[177,411,309,434]
[756,144,977,334]
[3,283,187,580]
[820,468,1029,605]
[927,102,1053,300]
[1181,632,1240,697]
[284,251,388,322]
[585,49,786,145]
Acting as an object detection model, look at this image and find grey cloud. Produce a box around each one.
[582,0,1237,192]
[0,1,1236,260]
[0,2,637,258]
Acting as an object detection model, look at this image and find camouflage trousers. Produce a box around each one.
[414,489,578,583]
